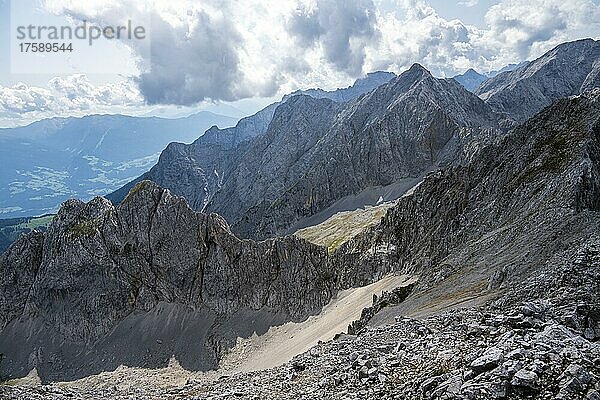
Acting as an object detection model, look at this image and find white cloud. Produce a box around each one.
[14,0,600,109]
[477,0,600,63]
[367,0,481,76]
[287,0,379,75]
[0,75,144,126]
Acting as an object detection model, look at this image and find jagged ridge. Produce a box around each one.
[0,180,333,382]
[477,38,600,122]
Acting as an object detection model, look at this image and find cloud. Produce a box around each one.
[0,75,144,126]
[477,0,600,62]
[287,0,379,75]
[367,0,600,75]
[368,0,480,75]
[459,0,479,6]
[137,8,247,104]
[0,84,53,114]
[41,0,372,104]
[28,0,600,108]
[43,0,290,105]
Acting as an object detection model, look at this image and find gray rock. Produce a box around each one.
[470,348,504,373]
[511,369,539,390]
[587,389,600,400]
[477,38,600,122]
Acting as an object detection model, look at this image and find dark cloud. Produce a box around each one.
[137,9,248,105]
[287,0,379,75]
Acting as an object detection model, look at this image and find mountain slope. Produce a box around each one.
[476,38,600,122]
[0,180,333,382]
[210,64,507,240]
[107,72,399,213]
[0,112,237,218]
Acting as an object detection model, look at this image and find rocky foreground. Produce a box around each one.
[1,296,598,399]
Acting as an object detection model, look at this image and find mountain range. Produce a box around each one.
[109,39,599,243]
[110,63,510,241]
[106,71,398,218]
[0,38,599,399]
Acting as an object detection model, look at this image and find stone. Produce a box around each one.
[511,369,539,390]
[587,389,600,400]
[506,348,526,360]
[471,347,504,373]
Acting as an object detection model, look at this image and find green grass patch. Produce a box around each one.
[122,181,150,204]
[295,202,393,253]
[68,218,101,240]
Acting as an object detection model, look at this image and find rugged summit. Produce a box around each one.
[0,180,334,382]
[110,64,506,242]
[477,38,600,122]
[207,63,507,239]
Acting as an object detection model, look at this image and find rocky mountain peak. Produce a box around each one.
[407,62,430,74]
[476,38,600,122]
[453,68,488,92]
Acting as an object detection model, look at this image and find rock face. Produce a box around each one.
[106,72,396,210]
[0,180,334,382]
[109,64,507,242]
[105,102,279,209]
[477,38,600,122]
[332,89,600,295]
[207,64,507,240]
[2,90,598,390]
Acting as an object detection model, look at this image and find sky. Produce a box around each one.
[0,0,599,127]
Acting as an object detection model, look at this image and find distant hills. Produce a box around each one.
[452,61,530,92]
